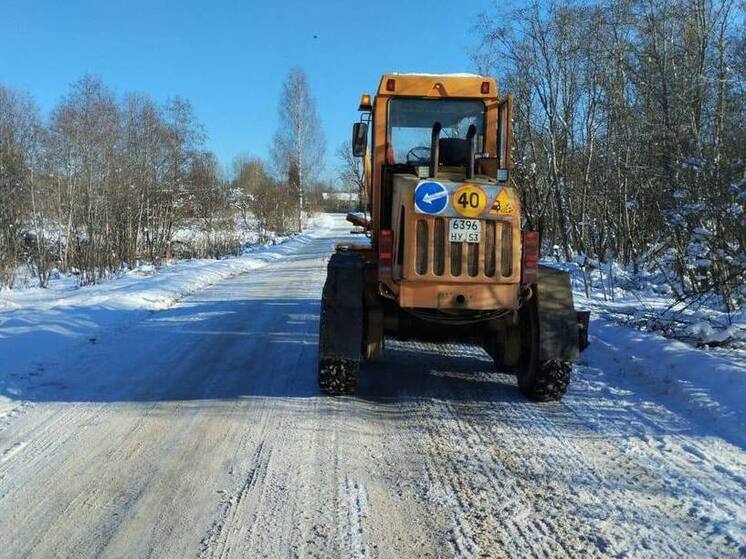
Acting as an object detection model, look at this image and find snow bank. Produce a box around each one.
[546,258,746,355]
[582,317,746,448]
[548,257,746,447]
[0,214,334,382]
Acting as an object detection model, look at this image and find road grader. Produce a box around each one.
[318,73,589,401]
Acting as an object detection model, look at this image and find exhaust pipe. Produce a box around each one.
[429,122,442,178]
[466,124,477,179]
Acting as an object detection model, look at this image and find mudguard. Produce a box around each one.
[535,265,580,362]
[363,281,384,361]
[319,250,364,361]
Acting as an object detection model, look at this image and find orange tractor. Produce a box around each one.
[318,73,589,401]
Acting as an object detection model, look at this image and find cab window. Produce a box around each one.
[387,99,485,164]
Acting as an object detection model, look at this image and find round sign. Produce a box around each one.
[452,184,488,218]
[414,181,449,215]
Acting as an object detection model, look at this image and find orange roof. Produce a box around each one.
[376,73,498,99]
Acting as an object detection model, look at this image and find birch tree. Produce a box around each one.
[271,67,326,232]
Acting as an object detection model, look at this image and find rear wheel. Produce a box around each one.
[318,359,358,395]
[317,252,363,395]
[318,306,359,395]
[483,324,521,373]
[516,297,571,401]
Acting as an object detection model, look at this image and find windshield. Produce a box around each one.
[387,98,485,164]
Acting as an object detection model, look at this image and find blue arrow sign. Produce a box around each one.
[414,181,448,215]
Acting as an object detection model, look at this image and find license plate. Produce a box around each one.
[449,219,481,243]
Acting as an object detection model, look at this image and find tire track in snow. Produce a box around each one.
[566,362,746,553]
[199,440,272,559]
[389,339,740,558]
[338,476,372,558]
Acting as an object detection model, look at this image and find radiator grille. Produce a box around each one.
[501,222,512,277]
[413,218,514,280]
[450,241,462,276]
[416,220,428,275]
[433,218,445,276]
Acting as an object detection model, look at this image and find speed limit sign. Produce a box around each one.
[451,184,488,218]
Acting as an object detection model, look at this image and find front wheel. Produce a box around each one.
[516,297,572,402]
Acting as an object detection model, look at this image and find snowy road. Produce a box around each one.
[1,215,744,558]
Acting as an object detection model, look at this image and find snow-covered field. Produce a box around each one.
[0,213,744,558]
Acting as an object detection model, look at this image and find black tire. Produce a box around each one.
[317,303,358,395]
[483,324,521,375]
[364,335,384,362]
[517,297,572,402]
[318,358,358,395]
[482,335,498,364]
[520,360,571,402]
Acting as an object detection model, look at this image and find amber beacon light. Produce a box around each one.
[358,93,372,111]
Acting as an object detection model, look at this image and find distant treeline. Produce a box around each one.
[0,69,329,289]
[476,0,745,308]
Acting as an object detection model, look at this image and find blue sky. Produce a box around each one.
[1,0,494,178]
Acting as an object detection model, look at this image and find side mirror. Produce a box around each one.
[352,122,368,158]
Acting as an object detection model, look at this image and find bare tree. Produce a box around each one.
[231,154,264,228]
[476,0,745,305]
[1,75,301,289]
[270,67,326,232]
[0,86,42,286]
[231,155,296,238]
[188,151,229,256]
[336,141,365,212]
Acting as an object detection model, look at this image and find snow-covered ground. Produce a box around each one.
[1,214,744,451]
[561,264,746,450]
[0,214,334,419]
[0,213,744,557]
[577,318,746,447]
[559,258,746,353]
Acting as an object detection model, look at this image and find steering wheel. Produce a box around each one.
[406,146,431,164]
